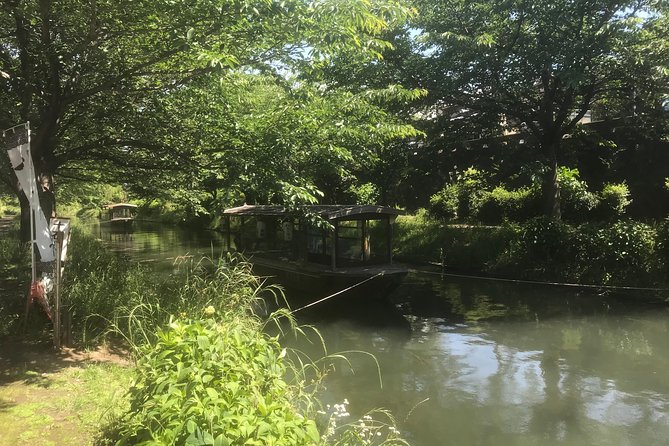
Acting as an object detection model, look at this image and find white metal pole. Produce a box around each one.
[27,122,36,284]
[54,228,61,349]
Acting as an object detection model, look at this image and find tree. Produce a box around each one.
[412,0,668,218]
[123,72,424,217]
[0,0,414,236]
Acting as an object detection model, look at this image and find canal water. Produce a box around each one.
[99,222,669,446]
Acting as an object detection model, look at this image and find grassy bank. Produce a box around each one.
[1,228,409,445]
[395,211,669,290]
[0,223,30,337]
[0,348,131,446]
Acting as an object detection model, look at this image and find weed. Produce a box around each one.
[114,316,321,446]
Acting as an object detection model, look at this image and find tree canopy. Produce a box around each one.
[2,0,667,225]
[411,0,668,217]
[0,0,416,210]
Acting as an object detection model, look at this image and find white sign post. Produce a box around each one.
[3,122,68,348]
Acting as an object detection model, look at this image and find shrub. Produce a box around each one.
[428,185,459,221]
[580,221,659,286]
[428,168,487,221]
[594,182,631,220]
[474,186,540,225]
[493,217,580,281]
[115,316,320,446]
[441,224,517,273]
[348,183,379,205]
[558,167,599,222]
[398,211,667,288]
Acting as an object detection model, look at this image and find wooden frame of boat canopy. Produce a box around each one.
[222,204,402,271]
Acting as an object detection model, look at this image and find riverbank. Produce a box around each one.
[394,212,669,295]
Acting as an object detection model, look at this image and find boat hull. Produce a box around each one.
[249,255,407,304]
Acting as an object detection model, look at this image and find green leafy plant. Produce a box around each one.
[429,168,488,221]
[558,167,599,222]
[474,185,540,225]
[594,182,631,220]
[115,316,320,446]
[579,221,659,285]
[348,183,380,205]
[495,216,579,280]
[428,185,459,221]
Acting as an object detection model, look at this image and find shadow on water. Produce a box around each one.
[263,283,413,333]
[392,271,668,326]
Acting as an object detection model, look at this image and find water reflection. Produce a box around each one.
[98,224,669,446]
[95,221,226,265]
[299,274,669,446]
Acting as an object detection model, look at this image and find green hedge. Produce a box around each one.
[396,213,669,288]
[428,167,632,224]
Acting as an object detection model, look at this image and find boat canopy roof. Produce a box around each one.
[103,203,138,210]
[222,204,403,221]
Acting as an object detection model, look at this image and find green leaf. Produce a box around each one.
[213,434,231,446]
[197,336,211,350]
[187,419,197,434]
[306,421,320,442]
[206,387,220,399]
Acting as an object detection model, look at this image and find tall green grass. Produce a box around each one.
[0,223,30,336]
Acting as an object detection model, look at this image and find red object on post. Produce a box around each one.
[30,280,51,320]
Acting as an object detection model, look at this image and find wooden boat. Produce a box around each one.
[221,204,408,301]
[101,203,138,229]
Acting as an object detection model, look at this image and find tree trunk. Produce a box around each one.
[541,141,561,220]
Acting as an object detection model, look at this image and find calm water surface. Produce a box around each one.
[101,222,669,446]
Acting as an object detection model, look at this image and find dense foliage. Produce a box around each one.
[117,317,320,446]
[1,0,424,239]
[396,213,669,289]
[410,0,668,218]
[428,167,633,225]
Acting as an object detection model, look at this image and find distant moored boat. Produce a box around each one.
[101,203,138,229]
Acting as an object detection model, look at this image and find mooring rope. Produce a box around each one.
[290,271,386,314]
[412,268,669,293]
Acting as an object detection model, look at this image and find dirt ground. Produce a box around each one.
[0,336,131,446]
